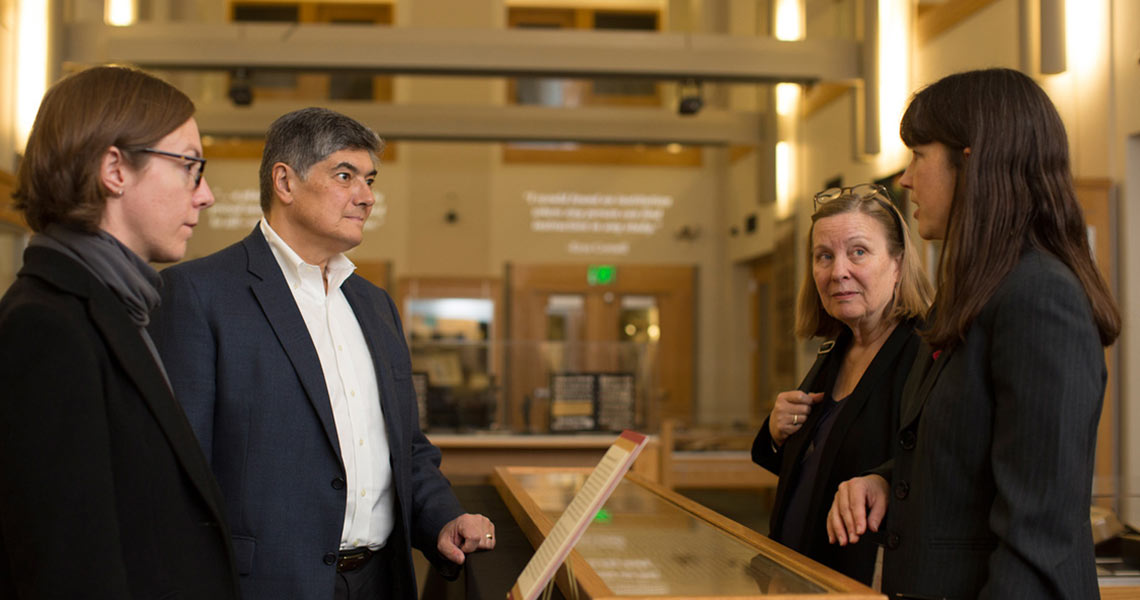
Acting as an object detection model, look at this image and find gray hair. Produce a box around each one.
[259,107,384,212]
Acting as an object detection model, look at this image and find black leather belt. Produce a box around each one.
[336,547,377,572]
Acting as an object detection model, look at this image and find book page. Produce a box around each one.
[507,430,649,600]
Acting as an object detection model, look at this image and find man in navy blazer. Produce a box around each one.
[150,107,495,600]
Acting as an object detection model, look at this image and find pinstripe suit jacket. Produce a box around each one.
[880,249,1104,599]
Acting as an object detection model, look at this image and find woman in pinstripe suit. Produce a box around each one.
[827,68,1120,599]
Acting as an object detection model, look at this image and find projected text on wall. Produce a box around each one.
[525,191,674,256]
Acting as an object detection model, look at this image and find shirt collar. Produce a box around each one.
[259,218,356,294]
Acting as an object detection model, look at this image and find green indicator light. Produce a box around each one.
[587,264,616,286]
[594,508,612,523]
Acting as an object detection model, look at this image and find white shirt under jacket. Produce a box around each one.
[259,218,394,551]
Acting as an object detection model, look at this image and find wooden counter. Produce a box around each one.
[430,433,660,485]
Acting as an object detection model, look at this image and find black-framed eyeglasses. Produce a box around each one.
[813,183,905,241]
[140,148,207,188]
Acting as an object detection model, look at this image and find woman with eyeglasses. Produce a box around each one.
[827,68,1120,599]
[751,184,932,585]
[0,66,238,598]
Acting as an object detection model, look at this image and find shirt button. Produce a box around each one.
[331,477,346,490]
[350,390,356,397]
[887,532,901,549]
[323,552,337,566]
[894,480,910,500]
[359,439,365,446]
[361,490,367,497]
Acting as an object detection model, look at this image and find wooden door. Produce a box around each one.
[506,264,695,433]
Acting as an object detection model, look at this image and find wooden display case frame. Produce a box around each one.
[492,465,883,599]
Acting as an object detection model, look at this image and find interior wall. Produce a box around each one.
[1122,135,1140,525]
[912,0,1020,89]
[714,0,771,425]
[404,142,495,277]
[0,0,15,173]
[490,160,719,264]
[174,0,747,427]
[1039,0,1113,180]
[1112,0,1140,526]
[400,0,500,279]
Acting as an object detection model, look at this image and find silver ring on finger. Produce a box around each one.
[792,414,799,426]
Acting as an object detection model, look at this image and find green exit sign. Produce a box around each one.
[587,264,616,286]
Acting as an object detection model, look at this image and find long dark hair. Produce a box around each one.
[900,68,1119,348]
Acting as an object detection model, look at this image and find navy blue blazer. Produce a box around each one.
[880,249,1104,599]
[1,246,239,599]
[150,228,464,600]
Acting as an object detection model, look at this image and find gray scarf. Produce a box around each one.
[28,224,162,327]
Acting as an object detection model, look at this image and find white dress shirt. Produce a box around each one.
[260,219,394,550]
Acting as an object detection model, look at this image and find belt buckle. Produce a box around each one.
[336,548,372,572]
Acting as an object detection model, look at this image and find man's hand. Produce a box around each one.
[826,474,889,546]
[437,513,496,565]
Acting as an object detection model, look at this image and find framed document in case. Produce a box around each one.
[596,373,635,432]
[549,373,597,432]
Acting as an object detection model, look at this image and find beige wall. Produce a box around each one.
[912,0,1020,89]
[1,0,17,173]
[1111,0,1140,525]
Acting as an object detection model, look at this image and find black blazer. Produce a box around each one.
[0,246,240,599]
[752,319,920,584]
[880,250,1104,599]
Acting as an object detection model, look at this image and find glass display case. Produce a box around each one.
[406,297,499,431]
[401,276,668,486]
[492,466,883,599]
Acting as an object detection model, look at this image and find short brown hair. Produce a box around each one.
[795,190,933,339]
[14,66,195,232]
